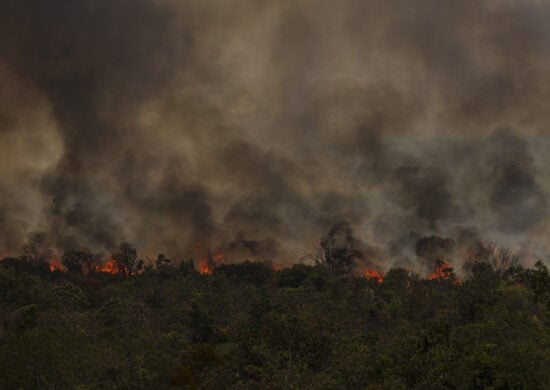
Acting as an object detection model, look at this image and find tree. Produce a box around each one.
[155,254,171,269]
[113,243,143,276]
[527,260,550,305]
[216,261,274,286]
[463,245,519,287]
[62,249,92,274]
[313,222,363,277]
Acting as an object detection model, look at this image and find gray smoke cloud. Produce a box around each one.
[0,0,549,268]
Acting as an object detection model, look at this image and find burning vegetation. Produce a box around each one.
[428,261,463,285]
[48,259,64,273]
[93,258,120,275]
[1,239,549,389]
[0,228,517,287]
[1,0,550,387]
[0,234,489,290]
[38,254,462,286]
[364,268,384,283]
[198,252,225,275]
[48,257,122,275]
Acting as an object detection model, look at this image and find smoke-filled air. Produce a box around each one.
[1,0,549,273]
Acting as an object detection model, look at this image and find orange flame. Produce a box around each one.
[94,258,120,275]
[198,251,224,275]
[49,259,65,272]
[429,262,452,280]
[199,260,213,275]
[429,262,462,285]
[364,268,384,283]
[47,257,121,275]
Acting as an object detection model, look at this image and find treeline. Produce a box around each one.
[0,250,549,389]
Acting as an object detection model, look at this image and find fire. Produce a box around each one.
[429,262,452,280]
[273,263,283,272]
[198,251,224,275]
[93,258,120,275]
[199,259,213,275]
[49,259,65,272]
[364,268,384,283]
[46,257,121,275]
[429,261,462,284]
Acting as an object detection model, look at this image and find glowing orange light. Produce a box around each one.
[429,262,452,280]
[197,251,224,275]
[199,258,213,275]
[429,262,462,285]
[213,252,225,264]
[94,258,120,274]
[364,268,384,283]
[49,259,65,272]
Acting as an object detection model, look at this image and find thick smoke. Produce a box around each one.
[0,0,549,268]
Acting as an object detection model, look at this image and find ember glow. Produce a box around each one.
[198,252,225,275]
[47,257,120,275]
[429,261,462,285]
[199,259,213,275]
[364,269,384,283]
[48,259,65,273]
[429,262,453,280]
[93,258,120,275]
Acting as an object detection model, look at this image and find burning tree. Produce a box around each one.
[314,223,363,277]
[429,260,461,284]
[364,268,384,283]
[112,243,143,276]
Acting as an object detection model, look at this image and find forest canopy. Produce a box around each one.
[0,243,549,389]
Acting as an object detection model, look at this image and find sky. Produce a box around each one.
[0,0,549,270]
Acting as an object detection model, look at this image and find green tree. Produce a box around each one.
[527,260,550,305]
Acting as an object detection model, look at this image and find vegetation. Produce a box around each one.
[0,248,549,389]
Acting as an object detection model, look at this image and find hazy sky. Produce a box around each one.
[0,0,549,269]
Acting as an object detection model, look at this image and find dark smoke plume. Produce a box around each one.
[0,1,549,269]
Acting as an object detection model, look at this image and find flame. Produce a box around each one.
[273,263,283,272]
[364,268,384,283]
[429,262,452,280]
[49,259,65,272]
[199,259,213,275]
[197,251,224,275]
[429,261,462,284]
[46,257,121,275]
[93,258,120,275]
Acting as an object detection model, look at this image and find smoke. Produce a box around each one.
[0,0,549,267]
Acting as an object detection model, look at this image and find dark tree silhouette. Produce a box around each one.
[464,245,519,286]
[314,222,363,276]
[113,243,143,276]
[62,250,92,274]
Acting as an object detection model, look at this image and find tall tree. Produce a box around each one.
[113,243,142,276]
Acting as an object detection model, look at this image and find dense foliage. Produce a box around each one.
[0,254,549,389]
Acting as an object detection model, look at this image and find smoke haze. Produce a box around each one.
[1,0,549,269]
